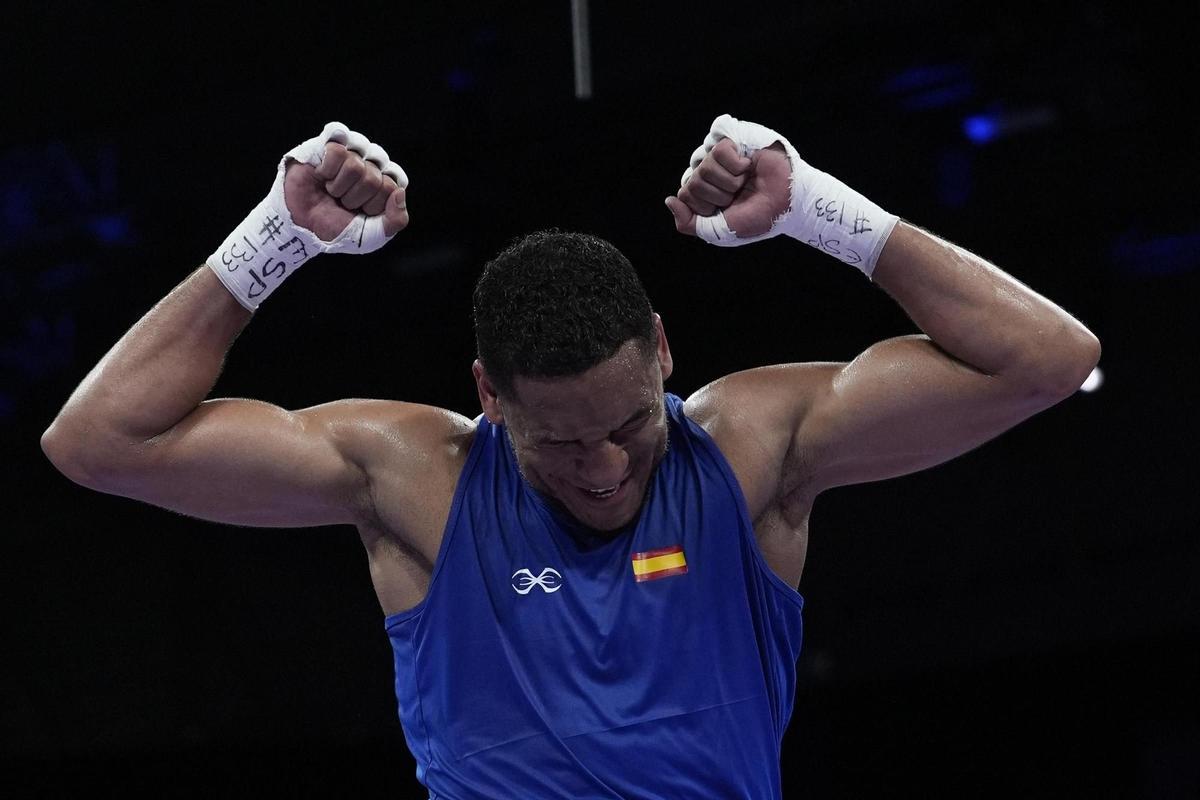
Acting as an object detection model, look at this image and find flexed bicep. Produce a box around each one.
[58,398,469,532]
[795,335,1066,494]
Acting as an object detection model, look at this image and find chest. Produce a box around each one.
[392,481,795,742]
[363,418,812,615]
[460,531,759,660]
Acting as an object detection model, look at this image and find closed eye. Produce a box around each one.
[624,415,650,430]
[535,410,654,449]
[612,415,651,442]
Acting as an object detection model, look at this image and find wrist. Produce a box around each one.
[780,159,900,280]
[206,191,322,312]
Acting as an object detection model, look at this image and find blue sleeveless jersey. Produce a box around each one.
[385,392,805,799]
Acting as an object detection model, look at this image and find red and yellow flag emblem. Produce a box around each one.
[631,545,688,583]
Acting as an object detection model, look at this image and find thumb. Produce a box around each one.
[664,196,696,236]
[382,186,409,237]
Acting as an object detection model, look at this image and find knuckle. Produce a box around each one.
[322,142,344,164]
[317,147,344,176]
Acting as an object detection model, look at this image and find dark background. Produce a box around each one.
[4,1,1198,797]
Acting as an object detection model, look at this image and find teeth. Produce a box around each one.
[587,484,620,497]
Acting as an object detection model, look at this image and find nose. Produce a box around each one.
[576,440,629,488]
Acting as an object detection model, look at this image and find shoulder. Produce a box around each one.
[300,398,477,517]
[682,362,841,515]
[313,398,475,447]
[300,398,477,462]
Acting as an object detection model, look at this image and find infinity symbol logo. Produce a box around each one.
[511,567,564,595]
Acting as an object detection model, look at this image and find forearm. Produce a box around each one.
[42,266,251,461]
[868,221,1100,391]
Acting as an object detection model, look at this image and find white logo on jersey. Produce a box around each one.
[511,567,564,595]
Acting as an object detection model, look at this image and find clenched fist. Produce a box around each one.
[206,122,412,311]
[666,138,790,240]
[286,140,409,242]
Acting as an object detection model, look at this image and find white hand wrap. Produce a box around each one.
[682,114,899,279]
[206,122,409,311]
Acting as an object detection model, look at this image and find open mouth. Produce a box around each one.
[578,477,628,503]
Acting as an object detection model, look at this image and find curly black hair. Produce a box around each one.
[473,230,656,399]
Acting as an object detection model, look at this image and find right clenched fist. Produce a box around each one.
[207,123,412,311]
[285,140,409,242]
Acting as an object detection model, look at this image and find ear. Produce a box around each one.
[472,359,505,423]
[653,313,673,382]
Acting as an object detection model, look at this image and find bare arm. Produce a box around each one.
[789,222,1099,495]
[672,125,1100,508]
[41,126,418,528]
[41,265,255,483]
[39,265,380,528]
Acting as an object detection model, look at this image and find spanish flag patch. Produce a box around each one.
[631,545,688,583]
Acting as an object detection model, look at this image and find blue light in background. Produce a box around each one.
[883,63,970,93]
[883,62,976,111]
[963,107,1059,146]
[899,84,976,111]
[963,115,1000,144]
[0,140,131,428]
[87,212,133,245]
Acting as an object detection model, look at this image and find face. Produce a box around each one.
[473,315,674,534]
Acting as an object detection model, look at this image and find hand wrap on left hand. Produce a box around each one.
[682,114,899,278]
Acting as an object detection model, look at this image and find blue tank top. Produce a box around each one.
[385,392,805,799]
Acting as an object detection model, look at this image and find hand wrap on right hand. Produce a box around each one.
[206,122,409,311]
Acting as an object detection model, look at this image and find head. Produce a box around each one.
[472,230,674,533]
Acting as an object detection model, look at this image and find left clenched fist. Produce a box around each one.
[666,138,790,240]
